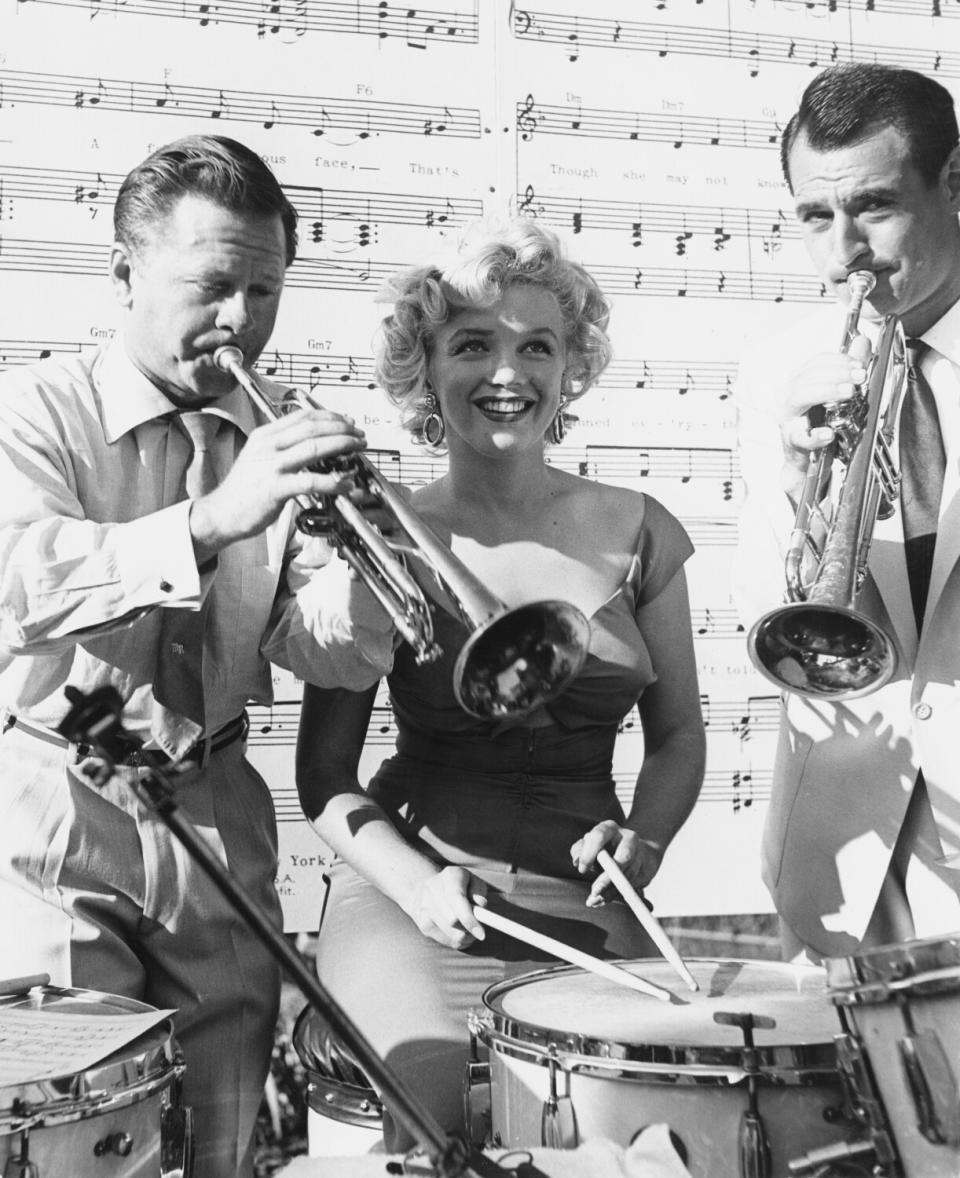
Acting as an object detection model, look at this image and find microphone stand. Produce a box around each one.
[58,686,509,1178]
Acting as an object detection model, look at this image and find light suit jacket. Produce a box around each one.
[733,301,960,958]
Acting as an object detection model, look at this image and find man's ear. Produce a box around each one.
[941,143,960,210]
[109,243,134,307]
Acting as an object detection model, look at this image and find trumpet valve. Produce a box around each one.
[295,503,338,537]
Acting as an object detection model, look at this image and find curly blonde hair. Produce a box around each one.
[374,216,613,449]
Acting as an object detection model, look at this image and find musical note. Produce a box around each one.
[0,68,485,141]
[566,17,580,62]
[675,227,693,257]
[338,356,360,383]
[210,89,228,119]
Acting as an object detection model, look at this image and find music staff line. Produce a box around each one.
[512,8,957,76]
[517,96,782,150]
[0,163,799,268]
[0,69,482,141]
[264,764,772,820]
[772,0,955,19]
[17,0,480,44]
[0,336,739,405]
[517,188,798,254]
[2,163,485,238]
[1,164,799,260]
[0,237,832,304]
[250,692,780,752]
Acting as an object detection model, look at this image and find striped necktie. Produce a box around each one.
[152,412,223,759]
[899,340,946,633]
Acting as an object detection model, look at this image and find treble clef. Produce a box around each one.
[518,184,537,215]
[518,93,538,141]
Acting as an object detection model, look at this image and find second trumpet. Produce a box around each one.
[214,345,590,721]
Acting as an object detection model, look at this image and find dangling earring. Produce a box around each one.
[422,390,446,447]
[548,397,575,445]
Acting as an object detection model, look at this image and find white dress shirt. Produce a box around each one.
[0,338,394,741]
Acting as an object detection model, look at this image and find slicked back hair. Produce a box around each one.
[781,63,959,191]
[114,134,298,265]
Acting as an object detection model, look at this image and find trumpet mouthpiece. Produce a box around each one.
[213,345,244,373]
[847,270,877,298]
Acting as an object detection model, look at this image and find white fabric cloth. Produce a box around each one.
[279,1126,693,1177]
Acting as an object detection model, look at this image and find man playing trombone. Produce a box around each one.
[734,63,960,963]
[0,134,395,1177]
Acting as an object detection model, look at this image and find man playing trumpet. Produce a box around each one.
[734,63,960,964]
[0,134,394,1177]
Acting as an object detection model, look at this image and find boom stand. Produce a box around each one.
[58,686,507,1178]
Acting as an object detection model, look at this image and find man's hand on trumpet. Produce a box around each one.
[189,406,367,563]
[778,334,873,505]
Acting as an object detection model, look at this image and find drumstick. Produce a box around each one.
[473,906,673,1002]
[597,849,700,993]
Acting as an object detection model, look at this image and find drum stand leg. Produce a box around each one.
[57,686,513,1178]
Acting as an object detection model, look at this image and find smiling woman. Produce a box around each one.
[294,216,707,1153]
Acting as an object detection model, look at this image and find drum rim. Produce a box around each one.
[0,985,181,1131]
[476,957,840,1077]
[826,933,960,1004]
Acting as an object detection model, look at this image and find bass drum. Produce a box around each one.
[468,957,869,1178]
[0,984,192,1177]
[827,932,960,1178]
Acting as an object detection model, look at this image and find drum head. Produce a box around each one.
[482,958,839,1070]
[0,986,178,1128]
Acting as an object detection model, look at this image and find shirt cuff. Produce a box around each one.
[116,500,204,608]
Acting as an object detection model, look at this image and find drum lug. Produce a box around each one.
[714,1010,774,1178]
[464,1021,492,1151]
[898,1028,960,1147]
[463,1059,491,1150]
[160,1101,194,1178]
[738,1109,771,1178]
[2,1131,38,1178]
[833,1032,901,1174]
[540,1057,578,1150]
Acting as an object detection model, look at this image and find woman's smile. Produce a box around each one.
[475,394,536,421]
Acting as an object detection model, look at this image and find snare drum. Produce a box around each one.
[827,932,960,1178]
[468,958,864,1178]
[0,985,192,1177]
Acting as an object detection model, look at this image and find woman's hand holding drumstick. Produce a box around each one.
[595,849,699,992]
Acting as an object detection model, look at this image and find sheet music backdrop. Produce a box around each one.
[2,0,953,930]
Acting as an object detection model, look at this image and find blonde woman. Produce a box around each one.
[296,218,706,1151]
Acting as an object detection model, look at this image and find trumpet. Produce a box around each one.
[746,271,908,701]
[214,346,590,721]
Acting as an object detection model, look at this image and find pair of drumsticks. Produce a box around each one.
[473,848,699,1003]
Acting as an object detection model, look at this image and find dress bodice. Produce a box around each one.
[387,494,694,739]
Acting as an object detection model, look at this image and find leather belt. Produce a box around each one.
[4,711,249,769]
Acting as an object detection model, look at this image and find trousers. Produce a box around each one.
[0,722,282,1178]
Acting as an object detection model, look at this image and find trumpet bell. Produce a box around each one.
[454,600,591,721]
[748,602,897,700]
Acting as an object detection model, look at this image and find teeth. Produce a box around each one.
[479,398,529,413]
